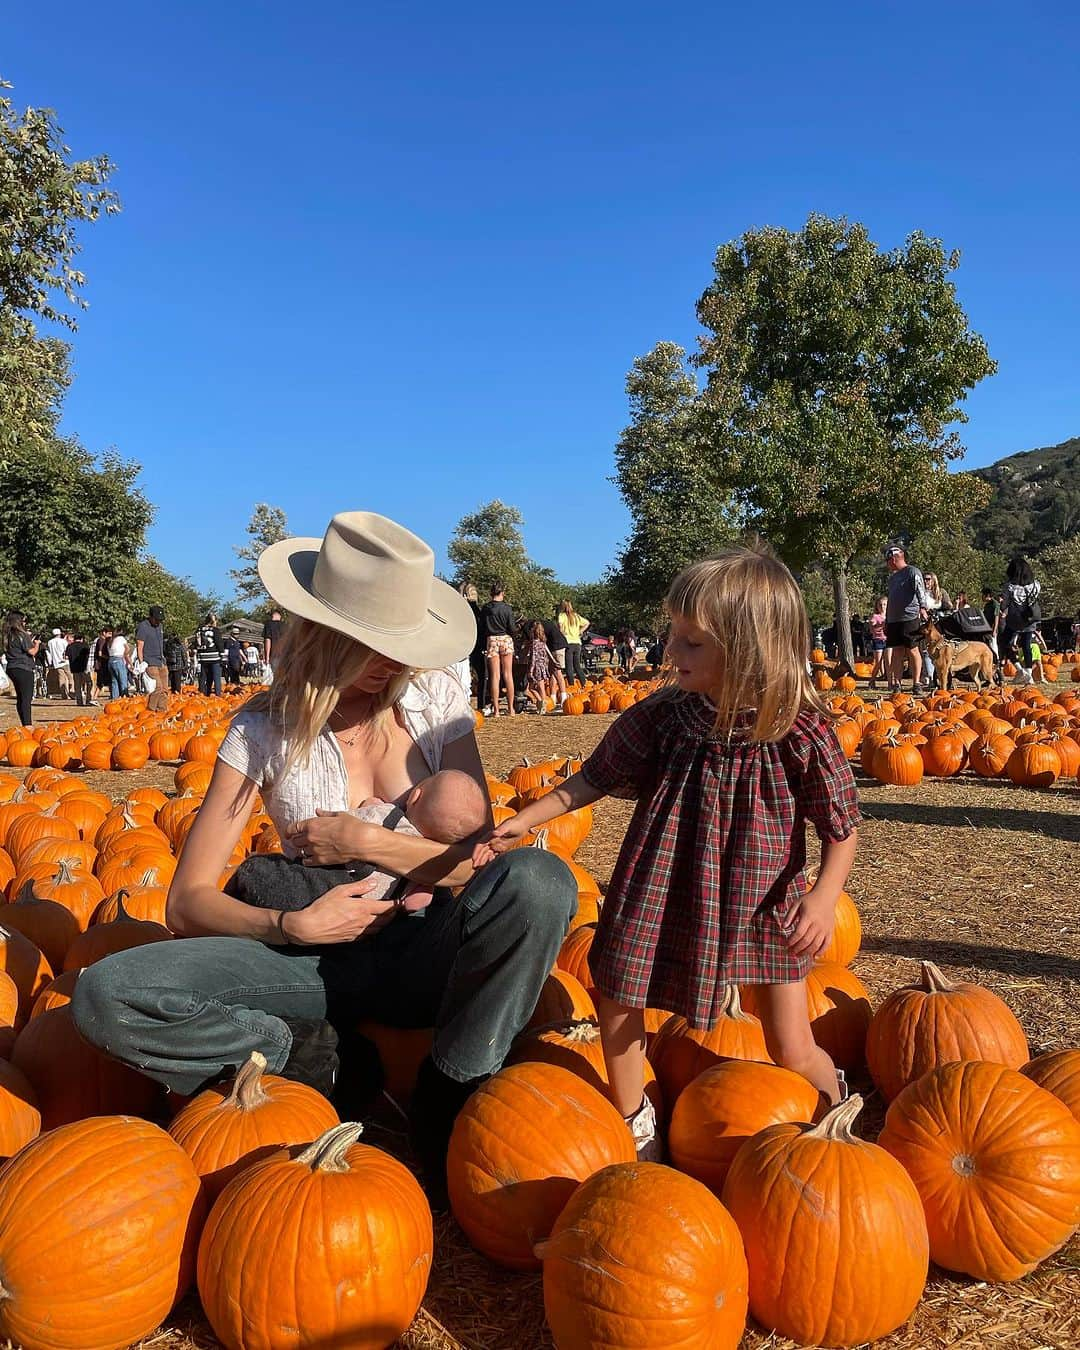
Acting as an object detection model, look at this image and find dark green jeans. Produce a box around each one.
[72,850,576,1096]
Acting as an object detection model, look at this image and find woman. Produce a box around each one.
[460,582,485,709]
[3,611,39,726]
[558,599,589,686]
[924,573,953,613]
[480,581,516,717]
[72,512,575,1202]
[1002,556,1042,680]
[868,597,887,688]
[107,627,130,700]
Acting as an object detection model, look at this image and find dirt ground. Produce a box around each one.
[2,691,1078,1350]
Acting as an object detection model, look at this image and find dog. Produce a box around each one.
[924,619,994,690]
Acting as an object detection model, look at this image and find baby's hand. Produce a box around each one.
[471,817,531,868]
[784,887,836,958]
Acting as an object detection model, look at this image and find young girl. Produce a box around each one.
[868,597,887,688]
[524,621,556,713]
[474,547,860,1155]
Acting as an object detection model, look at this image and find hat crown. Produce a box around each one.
[310,512,437,635]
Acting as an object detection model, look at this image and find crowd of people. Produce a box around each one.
[0,604,286,725]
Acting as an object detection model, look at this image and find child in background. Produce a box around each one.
[868,597,887,689]
[474,546,860,1156]
[524,620,556,714]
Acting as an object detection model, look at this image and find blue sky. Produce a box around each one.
[6,2,1079,600]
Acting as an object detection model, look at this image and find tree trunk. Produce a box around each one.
[831,562,855,671]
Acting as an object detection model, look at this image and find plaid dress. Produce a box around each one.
[581,691,860,1029]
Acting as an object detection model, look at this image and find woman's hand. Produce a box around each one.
[287,811,374,866]
[784,887,836,959]
[472,817,530,868]
[284,879,395,944]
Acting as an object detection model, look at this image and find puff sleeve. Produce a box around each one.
[217,707,273,787]
[786,711,861,842]
[580,695,661,800]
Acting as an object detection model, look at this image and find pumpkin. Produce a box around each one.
[556,923,596,990]
[0,881,82,970]
[650,987,770,1106]
[80,739,115,771]
[63,891,173,970]
[722,1095,929,1346]
[92,879,170,926]
[1023,1049,1080,1122]
[29,968,80,1019]
[5,806,80,867]
[0,846,13,896]
[197,1122,432,1350]
[446,1062,636,1269]
[0,1056,40,1159]
[919,729,966,777]
[12,1004,161,1128]
[968,731,1017,777]
[0,969,17,1057]
[871,734,924,785]
[15,859,103,931]
[537,1161,748,1350]
[17,834,97,876]
[111,736,151,770]
[168,1050,339,1201]
[54,792,109,840]
[507,759,552,793]
[95,849,176,898]
[0,1116,203,1350]
[182,733,218,763]
[1006,741,1061,788]
[0,923,53,1021]
[669,1058,820,1196]
[148,730,182,761]
[880,1061,1080,1282]
[818,888,862,965]
[507,1018,662,1117]
[588,691,612,714]
[866,961,1029,1101]
[563,694,585,715]
[527,967,596,1028]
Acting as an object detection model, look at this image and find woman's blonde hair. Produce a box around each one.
[560,599,576,620]
[665,543,829,742]
[247,618,412,776]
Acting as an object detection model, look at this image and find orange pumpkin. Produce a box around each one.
[0,1057,40,1159]
[0,924,53,1021]
[508,1018,662,1117]
[650,987,770,1106]
[526,968,596,1028]
[817,888,862,966]
[63,891,173,971]
[1022,1049,1080,1123]
[0,882,82,970]
[29,968,80,1019]
[556,923,596,990]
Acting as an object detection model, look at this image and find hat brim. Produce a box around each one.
[257,537,476,670]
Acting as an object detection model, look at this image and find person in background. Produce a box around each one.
[196,613,225,697]
[540,611,568,708]
[107,626,130,700]
[523,621,557,714]
[480,581,517,718]
[954,590,969,610]
[164,631,187,694]
[884,544,929,696]
[225,627,246,685]
[924,573,953,613]
[558,599,590,687]
[66,630,93,707]
[45,627,70,700]
[136,605,169,713]
[460,584,486,710]
[93,626,113,698]
[262,608,283,677]
[615,627,636,675]
[1001,556,1042,682]
[982,587,1002,659]
[868,597,888,689]
[4,611,39,726]
[244,639,261,679]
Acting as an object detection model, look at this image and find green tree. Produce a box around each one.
[905,525,994,605]
[609,342,739,624]
[231,503,288,606]
[0,78,119,446]
[1037,536,1080,616]
[694,215,995,665]
[447,500,561,620]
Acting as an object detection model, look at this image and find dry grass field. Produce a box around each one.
[2,691,1077,1350]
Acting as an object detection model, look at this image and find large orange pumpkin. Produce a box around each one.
[880,1061,1080,1282]
[669,1059,820,1195]
[0,1056,40,1159]
[722,1095,929,1345]
[866,961,1029,1101]
[526,967,596,1028]
[1023,1049,1080,1123]
[28,968,80,1019]
[507,1018,663,1118]
[0,923,53,1021]
[0,1116,203,1350]
[63,891,173,970]
[537,1162,748,1350]
[197,1123,432,1350]
[446,1062,635,1269]
[650,986,770,1106]
[556,922,596,990]
[0,882,82,970]
[816,887,862,966]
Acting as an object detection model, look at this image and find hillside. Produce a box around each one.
[968,435,1080,557]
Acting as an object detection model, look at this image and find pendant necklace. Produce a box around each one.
[329,706,366,749]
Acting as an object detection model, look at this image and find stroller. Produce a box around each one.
[932,605,995,688]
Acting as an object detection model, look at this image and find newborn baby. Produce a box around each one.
[352,768,490,911]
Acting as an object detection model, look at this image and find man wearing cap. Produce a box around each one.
[225,626,245,685]
[884,544,929,695]
[45,627,71,699]
[136,605,169,713]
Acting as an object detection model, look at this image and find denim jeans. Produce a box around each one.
[107,657,128,699]
[72,849,576,1096]
[200,660,223,696]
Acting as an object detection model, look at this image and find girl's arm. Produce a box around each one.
[472,771,606,867]
[787,830,858,958]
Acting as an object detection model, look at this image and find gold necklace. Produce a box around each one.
[328,706,367,749]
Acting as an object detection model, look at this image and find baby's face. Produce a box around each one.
[406,772,489,845]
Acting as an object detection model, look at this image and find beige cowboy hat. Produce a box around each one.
[258,511,475,669]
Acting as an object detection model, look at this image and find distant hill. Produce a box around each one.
[967,435,1080,558]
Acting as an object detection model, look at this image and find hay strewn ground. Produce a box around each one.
[2,691,1078,1349]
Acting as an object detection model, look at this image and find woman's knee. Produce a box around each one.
[478,848,577,928]
[71,958,127,1051]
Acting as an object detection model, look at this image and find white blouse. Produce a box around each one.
[217,669,475,854]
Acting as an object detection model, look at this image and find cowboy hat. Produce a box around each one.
[258,511,475,669]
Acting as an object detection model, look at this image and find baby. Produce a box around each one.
[351,769,490,911]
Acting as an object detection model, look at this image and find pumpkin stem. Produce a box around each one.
[718,985,753,1023]
[55,858,76,886]
[15,880,39,905]
[226,1051,271,1110]
[560,1019,600,1044]
[532,828,549,850]
[806,1093,864,1141]
[921,962,959,994]
[112,891,132,922]
[296,1121,364,1172]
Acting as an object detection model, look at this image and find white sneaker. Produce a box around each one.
[624,1095,663,1161]
[836,1068,849,1101]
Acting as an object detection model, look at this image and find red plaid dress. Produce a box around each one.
[581,691,860,1029]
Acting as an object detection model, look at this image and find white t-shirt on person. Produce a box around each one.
[108,635,128,659]
[217,668,475,857]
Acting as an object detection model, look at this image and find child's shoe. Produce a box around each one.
[624,1095,663,1161]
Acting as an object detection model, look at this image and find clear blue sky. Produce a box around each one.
[6,2,1079,600]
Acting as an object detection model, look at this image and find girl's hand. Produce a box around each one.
[472,818,530,868]
[288,811,372,865]
[785,887,836,958]
[284,879,394,944]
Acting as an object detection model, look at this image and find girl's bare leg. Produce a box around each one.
[501,650,516,716]
[487,653,502,716]
[750,981,841,1108]
[595,993,648,1116]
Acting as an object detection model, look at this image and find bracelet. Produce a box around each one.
[276,910,292,944]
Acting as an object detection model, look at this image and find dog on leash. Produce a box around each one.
[924,619,994,690]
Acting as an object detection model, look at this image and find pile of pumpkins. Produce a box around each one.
[811,647,1076,692]
[562,671,662,716]
[824,685,1080,789]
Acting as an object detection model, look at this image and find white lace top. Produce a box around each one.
[217,669,475,854]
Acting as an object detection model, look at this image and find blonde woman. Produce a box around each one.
[73,512,576,1204]
[558,599,590,685]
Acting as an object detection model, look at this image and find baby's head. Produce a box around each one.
[405,770,489,845]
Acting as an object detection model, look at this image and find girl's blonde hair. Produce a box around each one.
[560,599,576,619]
[247,618,412,776]
[665,543,829,742]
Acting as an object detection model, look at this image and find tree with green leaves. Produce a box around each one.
[447,500,561,620]
[609,342,738,625]
[694,214,995,665]
[1037,536,1080,617]
[231,503,288,606]
[0,78,119,447]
